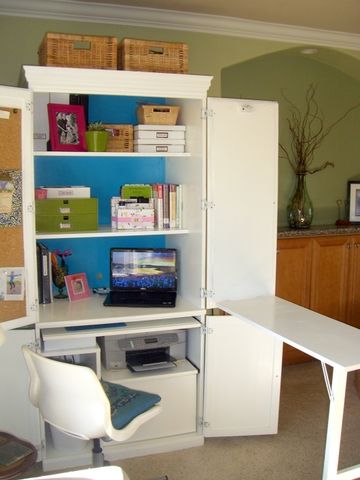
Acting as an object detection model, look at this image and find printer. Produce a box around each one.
[98,329,186,372]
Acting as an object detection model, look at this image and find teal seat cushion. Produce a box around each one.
[101,380,161,429]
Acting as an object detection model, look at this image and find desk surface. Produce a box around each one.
[219,296,360,371]
[37,294,203,329]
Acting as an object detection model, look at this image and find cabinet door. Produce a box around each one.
[206,98,278,307]
[0,86,37,331]
[310,235,350,321]
[0,329,41,448]
[276,237,313,364]
[203,315,282,436]
[276,238,312,307]
[346,236,360,328]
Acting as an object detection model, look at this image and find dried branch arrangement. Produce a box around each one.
[279,84,360,175]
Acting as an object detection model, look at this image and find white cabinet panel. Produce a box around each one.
[206,97,278,307]
[203,315,282,436]
[0,329,41,447]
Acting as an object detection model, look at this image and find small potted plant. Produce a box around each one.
[85,121,109,152]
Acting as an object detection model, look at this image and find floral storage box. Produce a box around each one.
[35,198,98,232]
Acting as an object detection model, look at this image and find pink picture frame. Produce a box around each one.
[65,273,90,302]
[47,103,87,151]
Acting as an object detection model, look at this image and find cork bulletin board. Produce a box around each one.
[0,107,26,322]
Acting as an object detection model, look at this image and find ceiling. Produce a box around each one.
[72,0,360,35]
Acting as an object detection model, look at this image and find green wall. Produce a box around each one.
[1,14,360,226]
[222,48,360,225]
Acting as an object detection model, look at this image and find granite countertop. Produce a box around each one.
[278,224,360,238]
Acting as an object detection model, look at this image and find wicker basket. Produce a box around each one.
[137,105,180,125]
[38,33,118,69]
[119,38,188,74]
[103,124,134,152]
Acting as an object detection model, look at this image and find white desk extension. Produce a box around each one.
[219,295,360,480]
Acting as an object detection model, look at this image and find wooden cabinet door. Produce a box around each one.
[276,237,312,364]
[276,237,312,307]
[310,235,351,322]
[346,236,360,328]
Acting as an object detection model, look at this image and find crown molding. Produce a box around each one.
[1,0,360,51]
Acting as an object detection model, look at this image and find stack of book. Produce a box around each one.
[111,183,183,230]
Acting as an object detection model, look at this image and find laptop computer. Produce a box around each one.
[103,247,177,308]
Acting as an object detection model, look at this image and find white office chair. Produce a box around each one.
[22,345,162,470]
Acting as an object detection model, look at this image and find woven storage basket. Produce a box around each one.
[119,38,188,74]
[103,124,134,152]
[38,33,118,69]
[137,105,180,125]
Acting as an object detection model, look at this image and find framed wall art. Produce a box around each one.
[348,181,360,223]
[47,103,86,152]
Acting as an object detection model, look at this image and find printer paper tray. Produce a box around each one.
[126,351,177,372]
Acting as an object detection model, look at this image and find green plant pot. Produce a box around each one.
[85,131,109,152]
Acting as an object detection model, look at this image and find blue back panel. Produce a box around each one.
[36,95,167,289]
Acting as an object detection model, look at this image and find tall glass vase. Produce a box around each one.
[287,173,313,229]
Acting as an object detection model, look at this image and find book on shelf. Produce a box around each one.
[152,183,163,229]
[115,183,183,230]
[163,183,170,229]
[36,242,53,304]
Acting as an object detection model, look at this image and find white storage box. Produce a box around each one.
[134,139,185,154]
[41,186,91,198]
[134,124,186,140]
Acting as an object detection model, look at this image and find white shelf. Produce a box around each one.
[102,358,198,383]
[40,317,201,341]
[34,151,191,158]
[37,294,204,330]
[35,225,189,240]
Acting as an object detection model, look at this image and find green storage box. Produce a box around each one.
[36,198,98,232]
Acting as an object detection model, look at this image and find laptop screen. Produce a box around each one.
[110,248,177,292]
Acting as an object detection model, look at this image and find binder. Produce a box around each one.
[36,242,53,304]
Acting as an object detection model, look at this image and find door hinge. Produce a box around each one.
[27,202,35,213]
[199,418,210,428]
[26,101,33,113]
[201,108,214,119]
[30,301,38,312]
[201,325,213,335]
[201,287,214,298]
[201,199,215,210]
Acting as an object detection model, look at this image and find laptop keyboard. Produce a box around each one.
[104,291,176,307]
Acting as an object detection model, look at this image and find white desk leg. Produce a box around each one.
[322,366,347,480]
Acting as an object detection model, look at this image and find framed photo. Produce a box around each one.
[0,267,25,301]
[65,273,90,302]
[348,181,360,223]
[47,103,86,151]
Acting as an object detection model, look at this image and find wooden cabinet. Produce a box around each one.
[310,235,351,321]
[276,237,312,365]
[276,238,312,307]
[276,232,360,364]
[344,237,360,328]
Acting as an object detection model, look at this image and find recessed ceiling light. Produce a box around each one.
[301,48,319,55]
